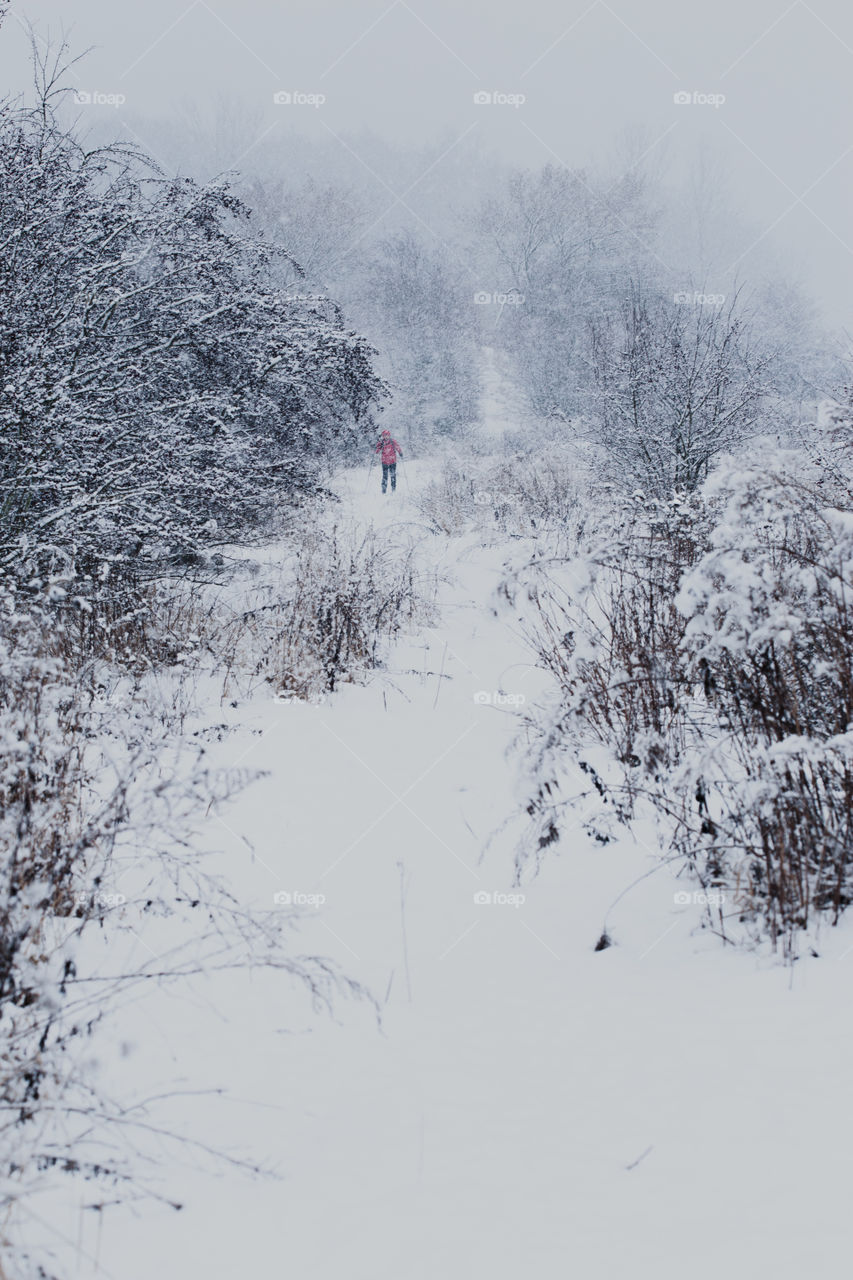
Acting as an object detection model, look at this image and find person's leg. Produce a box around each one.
[382,463,389,493]
[390,463,396,491]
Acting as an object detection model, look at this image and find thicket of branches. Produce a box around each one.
[158,520,434,702]
[0,55,384,635]
[0,37,392,1276]
[588,288,771,493]
[415,450,589,541]
[0,591,374,1276]
[512,395,853,954]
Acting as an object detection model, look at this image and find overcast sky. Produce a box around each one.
[2,0,851,328]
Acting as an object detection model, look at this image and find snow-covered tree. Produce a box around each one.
[361,230,479,447]
[0,81,385,604]
[588,287,770,494]
[472,164,659,421]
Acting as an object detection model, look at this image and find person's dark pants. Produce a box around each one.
[381,462,397,493]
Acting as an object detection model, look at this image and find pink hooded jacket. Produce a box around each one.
[375,431,403,465]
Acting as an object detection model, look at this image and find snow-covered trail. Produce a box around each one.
[64,457,853,1280]
[478,344,531,441]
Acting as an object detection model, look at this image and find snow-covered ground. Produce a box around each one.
[478,345,531,441]
[41,455,853,1280]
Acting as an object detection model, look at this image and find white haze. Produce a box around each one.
[1,0,851,328]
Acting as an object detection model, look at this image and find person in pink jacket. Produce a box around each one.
[374,429,403,494]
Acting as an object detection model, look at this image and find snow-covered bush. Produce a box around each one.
[671,453,853,946]
[158,521,433,701]
[415,464,484,535]
[0,598,171,1264]
[518,433,853,951]
[588,289,770,496]
[416,450,590,544]
[0,605,126,1178]
[0,587,367,1275]
[484,451,591,540]
[266,524,429,696]
[0,78,384,633]
[513,488,711,861]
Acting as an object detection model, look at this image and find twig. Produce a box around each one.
[625,1145,653,1172]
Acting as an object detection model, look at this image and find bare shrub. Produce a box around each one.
[517,447,853,952]
[416,450,591,546]
[589,288,770,496]
[414,464,481,535]
[146,522,434,703]
[0,590,369,1276]
[512,490,711,866]
[671,458,853,948]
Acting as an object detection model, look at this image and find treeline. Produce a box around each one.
[114,105,841,483]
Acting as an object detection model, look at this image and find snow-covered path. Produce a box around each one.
[61,458,853,1280]
[478,344,531,441]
